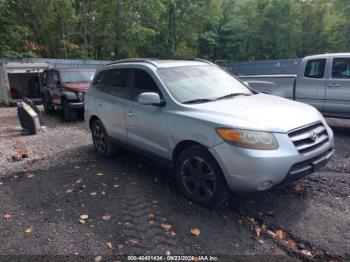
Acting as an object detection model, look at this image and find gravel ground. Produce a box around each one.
[0,106,349,261]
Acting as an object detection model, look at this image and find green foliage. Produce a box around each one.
[0,0,349,61]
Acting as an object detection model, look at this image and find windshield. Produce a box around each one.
[157,65,251,103]
[61,71,95,83]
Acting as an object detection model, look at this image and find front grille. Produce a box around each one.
[288,122,329,154]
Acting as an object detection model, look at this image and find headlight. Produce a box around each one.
[216,128,279,150]
[78,91,85,102]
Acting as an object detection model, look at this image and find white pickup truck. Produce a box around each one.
[239,53,350,118]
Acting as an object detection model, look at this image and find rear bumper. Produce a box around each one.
[68,102,84,110]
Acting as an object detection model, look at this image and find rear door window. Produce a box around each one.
[332,58,350,79]
[131,69,162,102]
[104,69,130,99]
[304,59,326,78]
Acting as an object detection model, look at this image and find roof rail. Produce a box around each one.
[106,58,159,67]
[194,58,216,65]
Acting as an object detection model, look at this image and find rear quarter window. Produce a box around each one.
[91,70,107,90]
[304,59,326,79]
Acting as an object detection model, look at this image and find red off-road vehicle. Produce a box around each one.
[41,68,95,121]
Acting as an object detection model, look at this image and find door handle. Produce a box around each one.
[127,110,134,117]
[327,83,340,88]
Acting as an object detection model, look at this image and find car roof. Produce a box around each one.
[304,53,350,60]
[105,59,213,69]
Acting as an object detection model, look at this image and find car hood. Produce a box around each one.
[63,82,90,91]
[184,93,323,133]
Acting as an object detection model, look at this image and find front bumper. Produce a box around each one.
[68,102,84,110]
[209,128,334,192]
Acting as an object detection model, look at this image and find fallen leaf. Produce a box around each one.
[293,183,304,193]
[113,184,120,188]
[25,225,34,233]
[101,215,112,221]
[165,250,171,256]
[96,172,104,176]
[102,183,107,187]
[0,182,3,186]
[275,230,287,240]
[26,173,34,178]
[170,230,176,236]
[79,219,86,224]
[287,239,296,247]
[106,242,112,249]
[127,239,139,245]
[94,256,103,262]
[161,223,172,231]
[261,223,267,230]
[90,192,97,196]
[301,249,313,257]
[258,240,264,244]
[101,191,105,195]
[65,189,74,193]
[255,227,261,238]
[267,230,276,237]
[117,244,124,250]
[148,213,156,220]
[190,228,201,236]
[75,179,83,184]
[3,213,11,220]
[80,214,89,220]
[248,217,256,224]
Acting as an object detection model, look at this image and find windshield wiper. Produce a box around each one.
[182,98,214,104]
[215,93,250,100]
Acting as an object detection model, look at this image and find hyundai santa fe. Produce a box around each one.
[85,59,334,207]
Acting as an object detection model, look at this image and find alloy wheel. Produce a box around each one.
[181,156,216,200]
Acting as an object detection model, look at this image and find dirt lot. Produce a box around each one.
[0,106,349,261]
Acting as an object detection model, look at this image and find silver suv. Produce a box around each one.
[85,59,334,207]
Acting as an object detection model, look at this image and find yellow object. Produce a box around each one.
[23,104,37,118]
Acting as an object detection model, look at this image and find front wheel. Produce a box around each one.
[175,145,231,208]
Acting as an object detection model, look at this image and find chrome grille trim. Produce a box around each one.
[288,122,329,154]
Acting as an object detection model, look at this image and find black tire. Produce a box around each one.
[91,119,117,157]
[62,99,77,122]
[42,93,53,114]
[175,145,231,208]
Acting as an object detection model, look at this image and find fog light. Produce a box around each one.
[257,181,273,190]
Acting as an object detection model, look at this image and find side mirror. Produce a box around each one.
[243,81,250,87]
[138,92,164,106]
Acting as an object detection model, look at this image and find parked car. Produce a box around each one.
[41,68,95,121]
[85,59,334,207]
[239,53,350,118]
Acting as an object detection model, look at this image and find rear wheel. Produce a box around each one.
[91,119,117,157]
[175,145,231,208]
